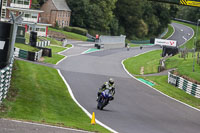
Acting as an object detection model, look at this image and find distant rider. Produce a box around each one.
[97,78,115,101]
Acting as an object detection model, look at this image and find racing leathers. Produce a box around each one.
[97,82,115,101]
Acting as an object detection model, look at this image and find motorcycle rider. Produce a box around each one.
[97,78,115,101]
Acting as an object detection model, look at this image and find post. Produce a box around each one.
[9,13,23,63]
[193,48,195,72]
[193,19,200,72]
[195,20,200,50]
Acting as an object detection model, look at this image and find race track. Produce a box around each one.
[57,23,200,133]
[0,22,197,133]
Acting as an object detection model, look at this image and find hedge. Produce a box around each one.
[63,26,88,36]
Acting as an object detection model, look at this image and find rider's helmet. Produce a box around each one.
[109,78,114,85]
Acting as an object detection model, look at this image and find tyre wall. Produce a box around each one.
[168,72,200,98]
[0,59,13,103]
[14,48,43,61]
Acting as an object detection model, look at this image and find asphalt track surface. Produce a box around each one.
[57,22,200,133]
[0,22,197,133]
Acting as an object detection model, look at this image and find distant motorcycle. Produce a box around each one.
[97,89,113,110]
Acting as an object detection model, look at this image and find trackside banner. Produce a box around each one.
[155,38,177,47]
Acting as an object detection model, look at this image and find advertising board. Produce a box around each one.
[155,38,177,47]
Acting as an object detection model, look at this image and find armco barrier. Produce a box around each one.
[14,48,43,61]
[36,41,50,47]
[168,72,200,98]
[0,60,13,103]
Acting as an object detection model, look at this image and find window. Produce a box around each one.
[25,13,30,18]
[1,9,6,18]
[3,0,7,6]
[40,28,45,32]
[32,16,37,19]
[24,0,29,5]
[18,0,23,4]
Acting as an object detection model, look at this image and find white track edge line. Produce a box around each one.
[173,22,195,47]
[57,69,118,133]
[167,24,175,39]
[121,53,200,113]
[56,45,74,65]
[2,119,91,133]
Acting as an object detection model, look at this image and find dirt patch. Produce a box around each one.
[172,71,200,85]
[140,67,144,75]
[0,103,7,113]
[39,57,45,62]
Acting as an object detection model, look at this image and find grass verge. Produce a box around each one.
[129,44,140,47]
[42,46,67,64]
[136,75,200,110]
[165,52,200,82]
[15,43,39,52]
[38,36,63,46]
[49,28,88,41]
[123,50,162,75]
[0,60,109,133]
[162,24,174,39]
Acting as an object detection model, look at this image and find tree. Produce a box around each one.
[67,0,117,35]
[169,5,179,18]
[67,0,171,39]
[115,0,145,39]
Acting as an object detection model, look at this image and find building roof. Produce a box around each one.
[6,7,44,13]
[52,0,71,11]
[22,21,52,26]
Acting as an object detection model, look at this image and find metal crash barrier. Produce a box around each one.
[95,35,126,49]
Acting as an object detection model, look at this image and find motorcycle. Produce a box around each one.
[97,89,113,110]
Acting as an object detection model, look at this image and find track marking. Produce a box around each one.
[183,36,187,41]
[172,23,194,47]
[56,45,74,65]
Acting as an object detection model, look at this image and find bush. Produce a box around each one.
[63,26,88,36]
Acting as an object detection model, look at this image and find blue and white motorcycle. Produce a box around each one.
[97,89,113,110]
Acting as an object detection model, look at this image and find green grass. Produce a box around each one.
[49,28,88,41]
[129,24,174,46]
[0,60,109,132]
[165,52,200,82]
[65,44,72,48]
[129,44,140,47]
[37,36,63,46]
[162,24,174,39]
[124,50,162,75]
[123,48,200,81]
[15,43,39,52]
[137,75,200,110]
[42,46,67,64]
[172,20,199,49]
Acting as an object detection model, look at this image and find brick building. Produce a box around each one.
[40,0,71,28]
